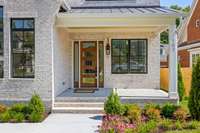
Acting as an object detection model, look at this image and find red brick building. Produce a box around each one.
[178,0,200,68]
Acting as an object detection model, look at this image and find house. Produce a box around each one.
[178,0,200,68]
[0,0,181,113]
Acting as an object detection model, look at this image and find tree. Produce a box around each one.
[178,64,185,101]
[188,58,200,120]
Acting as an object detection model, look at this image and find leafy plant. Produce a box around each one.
[137,120,157,133]
[104,91,125,115]
[10,103,26,113]
[173,107,187,122]
[161,103,178,118]
[159,119,173,130]
[29,93,45,114]
[174,120,183,130]
[29,111,43,123]
[188,58,200,120]
[127,104,142,123]
[144,103,160,111]
[184,121,199,129]
[0,104,7,113]
[145,108,161,121]
[178,64,185,101]
[0,111,11,122]
[12,112,25,123]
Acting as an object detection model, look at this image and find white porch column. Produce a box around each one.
[169,25,178,99]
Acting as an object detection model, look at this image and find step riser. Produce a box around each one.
[54,104,104,108]
[52,109,104,114]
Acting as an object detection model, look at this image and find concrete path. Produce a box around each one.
[0,114,102,133]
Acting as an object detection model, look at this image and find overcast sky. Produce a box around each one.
[160,0,192,7]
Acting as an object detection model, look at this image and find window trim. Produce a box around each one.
[111,39,148,74]
[10,18,35,78]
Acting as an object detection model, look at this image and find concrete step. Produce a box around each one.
[52,107,104,114]
[55,97,107,103]
[54,102,104,108]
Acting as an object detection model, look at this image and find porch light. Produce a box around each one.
[106,39,110,55]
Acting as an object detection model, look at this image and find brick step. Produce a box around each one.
[54,102,104,108]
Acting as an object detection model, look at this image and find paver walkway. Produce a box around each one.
[0,114,102,133]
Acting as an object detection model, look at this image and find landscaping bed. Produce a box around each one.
[99,92,200,133]
[0,94,48,123]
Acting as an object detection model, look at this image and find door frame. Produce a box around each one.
[72,40,104,89]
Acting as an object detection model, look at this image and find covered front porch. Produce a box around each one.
[52,5,181,112]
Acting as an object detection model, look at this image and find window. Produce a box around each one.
[111,39,147,74]
[11,18,35,78]
[0,6,3,55]
[0,61,3,78]
[192,53,200,67]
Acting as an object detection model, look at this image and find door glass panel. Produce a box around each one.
[99,41,104,88]
[74,42,79,88]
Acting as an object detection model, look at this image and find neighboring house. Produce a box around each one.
[178,0,200,68]
[160,44,169,68]
[0,0,181,113]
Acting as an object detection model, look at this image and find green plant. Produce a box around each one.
[161,103,178,118]
[174,120,183,130]
[159,119,173,130]
[144,103,160,111]
[137,120,157,133]
[104,91,125,115]
[12,112,25,123]
[0,111,11,122]
[178,64,185,101]
[173,107,187,122]
[127,104,141,123]
[29,93,45,114]
[29,111,43,123]
[188,58,200,120]
[145,108,161,121]
[10,103,26,113]
[184,121,199,129]
[0,104,7,113]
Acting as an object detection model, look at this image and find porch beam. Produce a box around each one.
[168,25,178,100]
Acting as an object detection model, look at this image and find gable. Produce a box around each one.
[188,0,200,42]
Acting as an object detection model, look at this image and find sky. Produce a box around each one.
[161,0,192,7]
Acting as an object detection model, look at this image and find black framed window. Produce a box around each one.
[0,6,3,55]
[0,61,3,78]
[11,18,35,78]
[111,39,147,74]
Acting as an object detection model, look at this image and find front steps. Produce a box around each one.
[53,97,106,114]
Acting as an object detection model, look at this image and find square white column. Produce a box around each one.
[169,25,178,99]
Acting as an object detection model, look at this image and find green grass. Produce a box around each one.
[166,129,200,133]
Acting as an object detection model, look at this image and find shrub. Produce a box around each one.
[145,108,161,121]
[173,107,187,122]
[10,103,26,113]
[137,120,157,133]
[161,103,178,118]
[188,58,200,120]
[29,111,43,123]
[29,93,45,114]
[159,119,173,130]
[144,103,160,111]
[178,64,185,101]
[12,112,25,123]
[104,91,125,115]
[0,104,7,113]
[0,111,11,122]
[127,104,142,123]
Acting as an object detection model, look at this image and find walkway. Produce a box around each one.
[0,114,102,133]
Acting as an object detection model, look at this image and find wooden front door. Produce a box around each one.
[80,41,97,88]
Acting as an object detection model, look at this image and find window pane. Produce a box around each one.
[0,61,3,78]
[24,20,34,29]
[12,20,23,29]
[11,19,35,78]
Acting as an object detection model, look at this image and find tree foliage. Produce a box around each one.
[188,58,200,120]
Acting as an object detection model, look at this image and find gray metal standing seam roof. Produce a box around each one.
[60,1,182,16]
